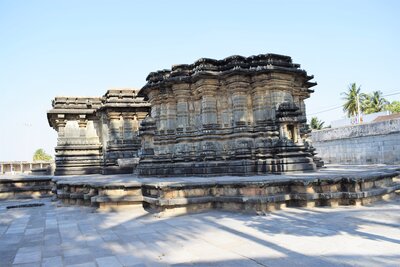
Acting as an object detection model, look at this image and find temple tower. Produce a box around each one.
[137,53,318,176]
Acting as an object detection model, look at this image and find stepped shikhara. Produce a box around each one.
[48,53,321,176]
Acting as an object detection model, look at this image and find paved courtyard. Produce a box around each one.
[0,197,399,267]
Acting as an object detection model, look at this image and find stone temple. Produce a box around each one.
[48,53,321,176]
[47,89,150,175]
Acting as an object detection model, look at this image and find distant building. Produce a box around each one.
[0,161,53,175]
[372,112,400,123]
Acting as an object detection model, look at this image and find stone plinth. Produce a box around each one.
[0,176,53,200]
[52,166,400,214]
[137,54,318,176]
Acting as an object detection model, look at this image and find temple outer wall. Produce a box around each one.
[311,118,400,165]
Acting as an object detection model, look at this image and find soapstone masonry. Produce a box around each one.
[137,54,320,176]
[48,53,322,176]
[47,89,150,175]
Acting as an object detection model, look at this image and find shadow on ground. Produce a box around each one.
[0,197,399,266]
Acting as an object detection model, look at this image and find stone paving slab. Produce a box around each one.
[0,195,400,266]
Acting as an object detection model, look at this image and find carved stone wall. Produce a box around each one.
[97,90,150,174]
[137,54,319,176]
[47,89,150,175]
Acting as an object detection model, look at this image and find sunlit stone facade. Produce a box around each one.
[137,54,319,176]
[47,89,150,175]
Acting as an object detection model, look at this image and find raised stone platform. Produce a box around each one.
[0,175,53,200]
[52,165,400,213]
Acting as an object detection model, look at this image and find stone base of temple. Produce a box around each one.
[52,165,400,215]
[102,166,134,175]
[54,166,102,176]
[137,158,316,177]
[0,176,53,200]
[54,144,103,175]
[101,158,139,175]
[55,165,135,176]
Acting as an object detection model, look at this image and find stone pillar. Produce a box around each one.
[251,85,267,124]
[280,124,287,140]
[228,76,250,126]
[147,90,160,125]
[166,94,176,132]
[55,115,67,138]
[295,126,302,144]
[78,115,88,137]
[159,102,167,131]
[107,112,121,141]
[198,79,218,128]
[173,83,190,131]
[123,113,135,139]
[139,117,156,158]
[132,114,140,135]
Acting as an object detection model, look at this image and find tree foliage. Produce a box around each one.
[310,117,325,130]
[33,149,52,161]
[361,91,389,114]
[342,84,393,117]
[385,100,400,114]
[342,83,362,118]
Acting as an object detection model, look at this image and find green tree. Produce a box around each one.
[33,149,52,161]
[342,83,362,118]
[385,100,400,114]
[361,91,389,114]
[310,117,325,130]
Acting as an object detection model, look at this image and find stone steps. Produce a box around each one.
[0,177,54,200]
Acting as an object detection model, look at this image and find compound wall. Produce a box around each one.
[311,118,400,165]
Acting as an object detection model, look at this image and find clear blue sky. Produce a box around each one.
[0,0,399,161]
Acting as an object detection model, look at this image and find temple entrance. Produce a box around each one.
[286,124,297,142]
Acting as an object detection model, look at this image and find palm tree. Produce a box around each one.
[310,117,325,130]
[362,91,389,114]
[342,83,362,118]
